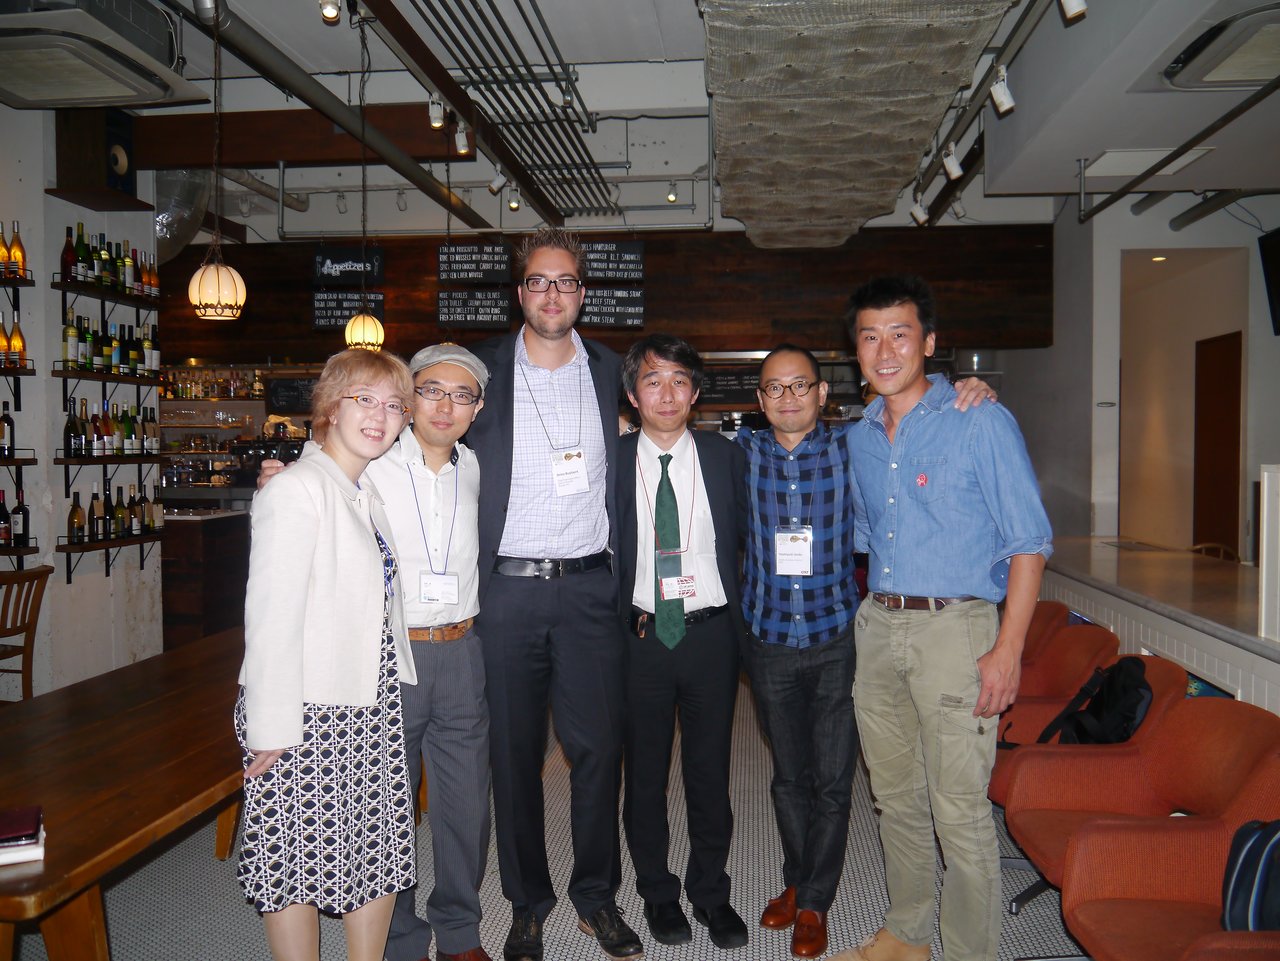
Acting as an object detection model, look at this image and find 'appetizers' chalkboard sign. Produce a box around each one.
[314,245,384,286]
[314,291,384,330]
[438,289,514,329]
[438,243,512,283]
[267,377,320,415]
[583,241,643,282]
[580,287,644,328]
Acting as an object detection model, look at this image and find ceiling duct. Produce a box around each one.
[0,0,206,109]
[702,0,1010,248]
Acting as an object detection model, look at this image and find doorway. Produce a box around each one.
[1193,331,1242,552]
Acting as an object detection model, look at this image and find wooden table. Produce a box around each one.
[0,629,245,961]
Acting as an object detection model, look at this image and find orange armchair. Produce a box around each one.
[1010,622,1119,701]
[1021,599,1071,667]
[1059,750,1280,961]
[1004,697,1280,912]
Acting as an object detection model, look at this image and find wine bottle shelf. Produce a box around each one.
[0,273,34,287]
[56,532,162,554]
[0,456,38,468]
[51,365,161,387]
[0,545,40,558]
[51,277,159,311]
[54,456,162,467]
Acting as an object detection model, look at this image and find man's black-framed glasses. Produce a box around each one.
[415,384,480,406]
[522,275,582,293]
[759,380,815,399]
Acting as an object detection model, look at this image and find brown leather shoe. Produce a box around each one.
[828,926,931,961]
[791,910,828,958]
[438,949,494,961]
[759,886,797,929]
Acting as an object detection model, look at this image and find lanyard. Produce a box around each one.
[765,431,828,533]
[636,437,699,555]
[406,441,458,575]
[518,356,584,452]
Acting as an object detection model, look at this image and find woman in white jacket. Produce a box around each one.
[236,348,419,961]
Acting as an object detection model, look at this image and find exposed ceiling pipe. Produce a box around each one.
[1169,188,1280,231]
[222,167,308,212]
[192,0,490,230]
[1130,192,1174,215]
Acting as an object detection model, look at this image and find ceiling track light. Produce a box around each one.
[318,0,341,24]
[454,121,470,155]
[336,190,348,214]
[666,181,678,203]
[1059,0,1087,21]
[508,185,522,211]
[942,142,963,180]
[395,188,407,212]
[488,170,508,195]
[428,94,445,130]
[990,65,1015,115]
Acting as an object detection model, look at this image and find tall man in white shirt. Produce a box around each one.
[260,343,493,961]
[616,335,750,952]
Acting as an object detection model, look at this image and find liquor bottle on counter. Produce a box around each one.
[113,485,128,537]
[75,222,89,282]
[62,309,78,369]
[62,397,82,457]
[88,482,103,542]
[60,225,76,281]
[7,312,25,368]
[7,222,25,278]
[0,491,10,546]
[67,492,86,545]
[101,484,114,538]
[0,401,13,458]
[12,489,29,548]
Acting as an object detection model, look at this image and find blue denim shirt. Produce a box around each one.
[849,374,1052,601]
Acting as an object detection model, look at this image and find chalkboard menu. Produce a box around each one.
[314,245,384,286]
[583,241,643,282]
[438,289,513,329]
[438,243,512,283]
[580,288,644,329]
[697,365,761,405]
[313,291,384,330]
[267,377,320,415]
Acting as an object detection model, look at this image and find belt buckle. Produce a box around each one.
[883,593,906,611]
[536,559,556,579]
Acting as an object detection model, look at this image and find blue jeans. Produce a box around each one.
[744,625,858,911]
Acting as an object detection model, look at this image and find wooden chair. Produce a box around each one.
[0,564,53,702]
[1189,542,1241,562]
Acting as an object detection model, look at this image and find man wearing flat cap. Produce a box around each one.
[260,342,494,961]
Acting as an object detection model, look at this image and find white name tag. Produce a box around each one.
[420,571,460,605]
[660,574,698,600]
[551,448,590,496]
[774,526,814,576]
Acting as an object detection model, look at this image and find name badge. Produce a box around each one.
[774,526,813,576]
[660,574,698,600]
[551,448,590,496]
[420,571,460,605]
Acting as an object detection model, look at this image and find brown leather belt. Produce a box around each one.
[494,550,611,579]
[869,593,979,612]
[408,617,474,643]
[630,605,728,636]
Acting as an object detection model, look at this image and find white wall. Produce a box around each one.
[0,104,162,698]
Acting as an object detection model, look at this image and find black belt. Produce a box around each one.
[870,592,979,612]
[494,550,611,579]
[630,605,728,636]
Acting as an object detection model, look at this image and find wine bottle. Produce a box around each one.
[78,397,90,455]
[126,324,139,376]
[141,324,154,376]
[101,484,114,539]
[122,406,136,456]
[62,308,79,369]
[0,401,13,458]
[109,402,123,456]
[0,491,10,546]
[75,222,89,282]
[124,246,135,294]
[67,492,86,545]
[0,316,9,371]
[12,489,29,548]
[109,323,121,375]
[7,312,25,368]
[90,402,104,457]
[0,224,8,276]
[63,397,82,457]
[136,484,151,533]
[127,484,141,535]
[88,482,103,542]
[152,484,165,532]
[99,318,110,372]
[114,243,124,292]
[7,221,25,278]
[100,238,113,289]
[92,234,104,285]
[113,485,128,537]
[81,321,94,372]
[60,224,76,281]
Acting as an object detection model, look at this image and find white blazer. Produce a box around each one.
[240,442,417,750]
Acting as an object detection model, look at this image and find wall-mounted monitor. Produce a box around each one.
[1260,226,1280,336]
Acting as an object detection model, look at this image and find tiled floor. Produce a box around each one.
[12,677,1081,960]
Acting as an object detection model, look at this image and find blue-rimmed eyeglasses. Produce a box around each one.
[522,275,582,293]
[414,385,480,406]
[344,394,409,416]
[759,380,815,399]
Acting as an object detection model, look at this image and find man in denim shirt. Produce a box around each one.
[835,276,1052,961]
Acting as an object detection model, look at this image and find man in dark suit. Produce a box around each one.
[466,227,640,961]
[617,335,750,952]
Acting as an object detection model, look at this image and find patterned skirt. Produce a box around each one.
[235,533,415,914]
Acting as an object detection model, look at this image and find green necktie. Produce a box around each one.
[654,452,685,648]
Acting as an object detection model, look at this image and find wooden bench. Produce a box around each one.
[0,628,245,961]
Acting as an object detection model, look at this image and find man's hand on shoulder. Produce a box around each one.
[953,376,997,411]
[257,458,287,492]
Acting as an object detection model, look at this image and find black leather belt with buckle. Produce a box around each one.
[630,605,728,637]
[494,550,611,579]
[869,592,979,612]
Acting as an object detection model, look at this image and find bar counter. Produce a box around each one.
[1044,537,1280,710]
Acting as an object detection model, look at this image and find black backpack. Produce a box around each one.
[1223,820,1280,931]
[1035,656,1155,745]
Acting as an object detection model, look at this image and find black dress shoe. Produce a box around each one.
[693,902,750,950]
[577,903,645,960]
[644,900,692,945]
[503,910,543,961]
